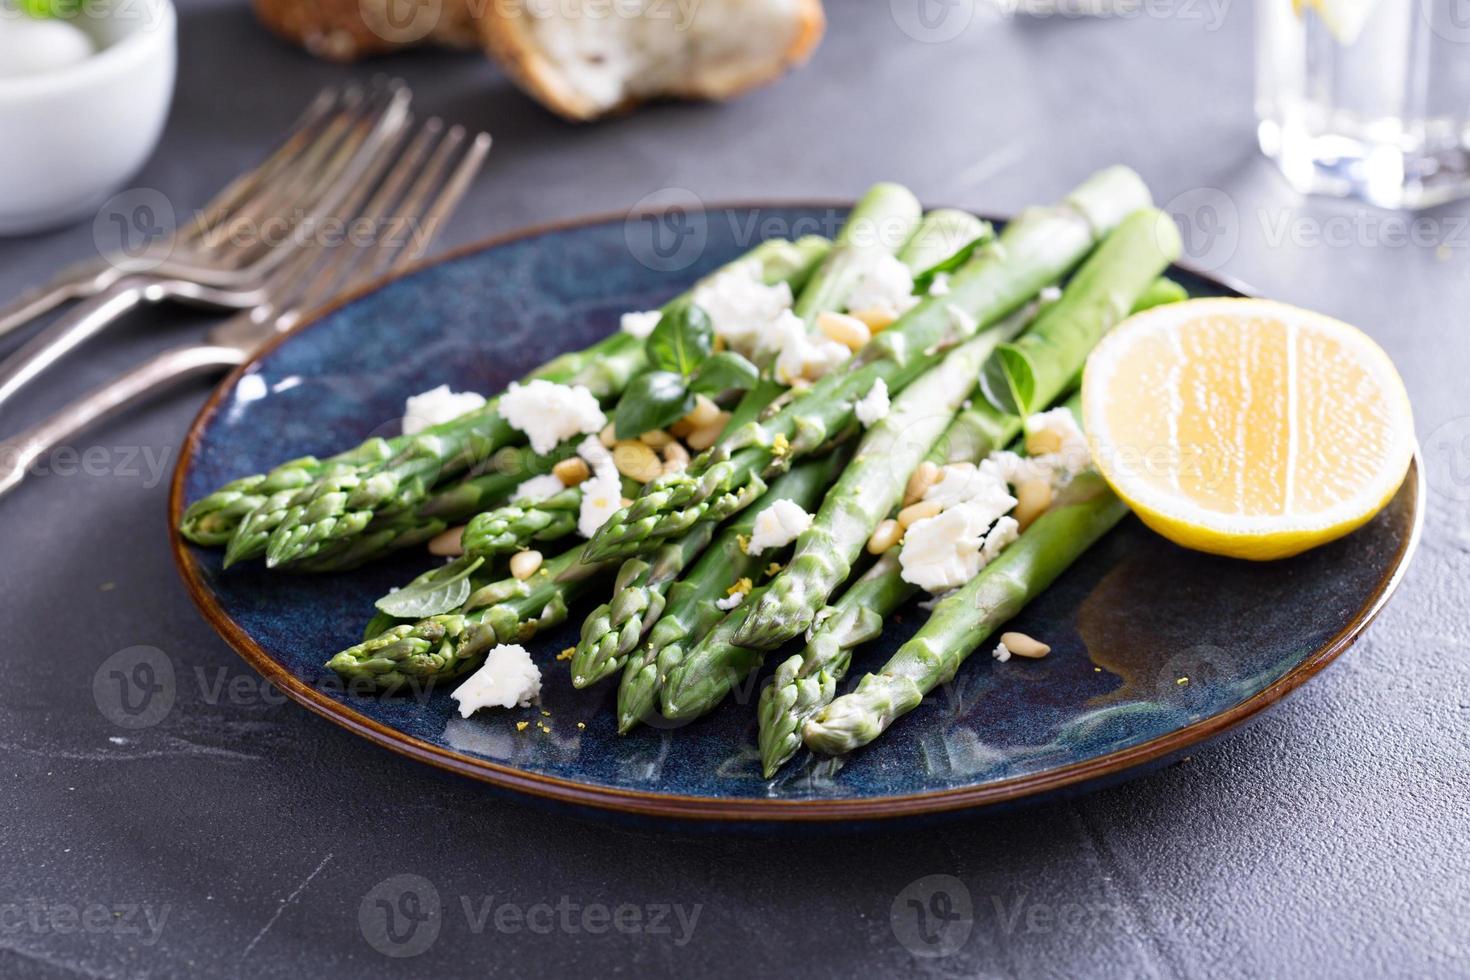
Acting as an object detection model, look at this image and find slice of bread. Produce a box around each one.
[481,0,825,121]
[253,0,480,62]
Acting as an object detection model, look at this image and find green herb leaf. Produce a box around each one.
[615,370,694,439]
[689,351,759,395]
[375,556,485,618]
[646,303,713,377]
[911,233,990,294]
[978,344,1036,416]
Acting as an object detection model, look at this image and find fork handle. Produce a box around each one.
[0,278,157,413]
[0,258,126,342]
[0,343,245,499]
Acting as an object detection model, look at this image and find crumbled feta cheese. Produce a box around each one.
[1040,285,1063,304]
[402,385,486,436]
[715,591,745,611]
[900,488,1017,594]
[691,260,794,357]
[620,309,662,338]
[846,253,920,319]
[946,303,977,337]
[854,378,890,427]
[979,515,1020,563]
[1024,407,1090,467]
[925,462,1012,511]
[577,472,624,538]
[746,499,814,555]
[993,640,1012,663]
[515,473,566,502]
[771,310,851,385]
[500,380,606,454]
[928,273,951,297]
[577,435,619,482]
[450,644,542,716]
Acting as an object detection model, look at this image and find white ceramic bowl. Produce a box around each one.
[0,0,177,236]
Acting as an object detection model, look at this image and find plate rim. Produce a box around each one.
[167,203,1425,822]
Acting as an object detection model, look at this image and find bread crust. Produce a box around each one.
[479,0,826,121]
[253,0,479,62]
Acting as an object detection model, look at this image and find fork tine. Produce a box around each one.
[177,85,346,249]
[276,122,491,329]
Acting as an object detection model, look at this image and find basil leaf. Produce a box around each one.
[689,351,759,395]
[615,370,694,439]
[375,556,485,618]
[646,303,713,377]
[978,344,1036,416]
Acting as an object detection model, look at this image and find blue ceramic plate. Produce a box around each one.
[170,206,1423,824]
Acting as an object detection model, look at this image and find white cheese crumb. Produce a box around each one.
[450,644,542,716]
[771,309,850,386]
[500,380,606,454]
[993,640,1012,663]
[900,487,1017,594]
[691,260,794,357]
[620,309,662,339]
[715,591,745,611]
[515,473,566,503]
[928,273,951,297]
[577,435,619,482]
[925,462,1012,511]
[854,378,891,427]
[1040,285,1063,303]
[846,253,920,319]
[402,385,486,436]
[577,472,623,538]
[746,498,814,555]
[1024,407,1090,468]
[979,515,1020,563]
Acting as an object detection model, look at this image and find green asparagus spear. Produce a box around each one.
[246,237,830,569]
[979,208,1182,416]
[584,166,1153,564]
[803,470,1128,755]
[733,317,1025,650]
[325,544,614,692]
[613,450,850,732]
[757,276,1185,776]
[569,521,717,688]
[660,585,771,721]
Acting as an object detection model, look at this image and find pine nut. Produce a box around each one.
[897,499,942,528]
[613,440,662,483]
[685,416,729,451]
[510,550,543,580]
[598,423,618,448]
[1000,631,1050,659]
[552,456,590,486]
[662,441,690,468]
[849,307,897,332]
[1026,428,1064,456]
[669,418,695,438]
[639,429,674,449]
[427,526,465,556]
[904,460,940,506]
[686,393,722,428]
[867,519,903,554]
[818,311,872,352]
[1013,478,1053,530]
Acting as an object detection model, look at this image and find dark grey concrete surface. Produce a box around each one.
[2,1,1467,976]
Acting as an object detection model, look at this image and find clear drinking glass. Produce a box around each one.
[1256,0,1470,209]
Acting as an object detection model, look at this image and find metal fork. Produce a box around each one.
[0,81,411,341]
[0,119,491,499]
